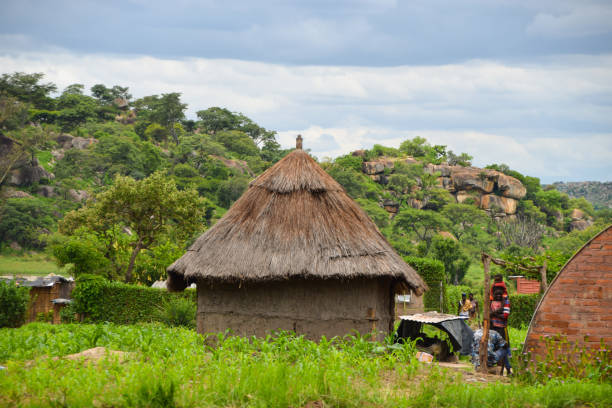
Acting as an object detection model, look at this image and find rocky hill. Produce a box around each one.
[359,155,526,217]
[552,181,612,209]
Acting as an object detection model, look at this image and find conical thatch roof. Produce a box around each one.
[167,144,426,294]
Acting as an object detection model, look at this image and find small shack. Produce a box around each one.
[14,275,74,323]
[168,137,427,340]
[523,224,612,357]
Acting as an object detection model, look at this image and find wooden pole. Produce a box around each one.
[479,253,491,373]
[440,281,444,313]
[540,260,548,293]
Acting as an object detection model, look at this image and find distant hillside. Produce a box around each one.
[552,181,612,209]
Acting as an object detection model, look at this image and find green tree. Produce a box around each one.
[355,198,390,229]
[196,107,277,147]
[0,72,57,109]
[133,93,187,144]
[399,137,447,164]
[217,174,250,208]
[62,83,85,95]
[55,93,98,130]
[428,235,471,284]
[60,172,207,282]
[394,208,450,249]
[144,123,169,143]
[1,125,54,185]
[441,203,487,241]
[0,198,55,249]
[446,150,472,166]
[0,95,30,130]
[51,233,110,278]
[213,130,259,157]
[91,84,132,104]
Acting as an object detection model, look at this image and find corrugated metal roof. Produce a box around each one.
[1,275,72,288]
[398,311,468,324]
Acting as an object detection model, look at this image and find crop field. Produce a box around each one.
[0,323,610,407]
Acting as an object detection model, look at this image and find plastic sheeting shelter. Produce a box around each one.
[396,311,474,355]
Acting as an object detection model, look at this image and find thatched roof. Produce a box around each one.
[167,140,427,294]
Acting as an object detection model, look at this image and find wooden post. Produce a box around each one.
[440,281,444,313]
[479,253,491,373]
[367,307,377,340]
[540,260,548,293]
[296,134,303,150]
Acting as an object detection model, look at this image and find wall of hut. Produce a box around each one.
[26,280,74,323]
[523,225,612,357]
[395,291,424,318]
[196,277,394,341]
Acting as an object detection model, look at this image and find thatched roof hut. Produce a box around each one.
[168,137,426,339]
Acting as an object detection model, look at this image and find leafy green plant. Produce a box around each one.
[156,296,196,329]
[507,293,540,328]
[0,280,30,328]
[518,334,611,384]
[404,256,445,312]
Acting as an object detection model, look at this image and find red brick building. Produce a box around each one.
[523,225,612,357]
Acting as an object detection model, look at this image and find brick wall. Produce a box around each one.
[516,277,540,294]
[523,225,612,358]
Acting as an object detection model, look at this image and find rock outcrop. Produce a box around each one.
[55,133,97,150]
[357,155,527,216]
[7,158,55,186]
[569,208,593,231]
[209,155,254,176]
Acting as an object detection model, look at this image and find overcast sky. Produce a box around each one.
[1,0,611,182]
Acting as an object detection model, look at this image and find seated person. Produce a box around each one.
[471,327,511,374]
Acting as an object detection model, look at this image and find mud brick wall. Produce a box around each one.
[196,277,395,342]
[524,226,612,357]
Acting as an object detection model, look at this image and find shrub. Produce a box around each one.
[69,276,196,324]
[156,296,196,329]
[0,280,30,328]
[508,293,540,328]
[404,256,445,312]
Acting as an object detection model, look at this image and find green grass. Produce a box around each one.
[0,253,69,276]
[36,150,54,172]
[0,323,609,407]
[461,262,484,290]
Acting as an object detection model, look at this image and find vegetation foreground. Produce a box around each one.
[0,324,610,408]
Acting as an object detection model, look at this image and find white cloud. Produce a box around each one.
[0,50,610,182]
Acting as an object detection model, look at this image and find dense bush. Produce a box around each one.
[156,296,196,329]
[404,256,445,312]
[508,293,540,328]
[0,280,30,328]
[0,198,56,249]
[69,275,196,324]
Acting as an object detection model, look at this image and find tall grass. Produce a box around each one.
[0,323,610,407]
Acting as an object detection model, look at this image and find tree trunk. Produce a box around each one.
[171,123,179,145]
[540,260,548,293]
[125,239,143,283]
[479,253,491,373]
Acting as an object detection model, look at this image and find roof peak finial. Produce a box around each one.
[296,134,303,150]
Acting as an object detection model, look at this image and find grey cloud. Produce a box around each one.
[1,0,611,65]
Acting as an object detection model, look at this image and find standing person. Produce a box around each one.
[471,325,511,374]
[468,293,479,324]
[458,293,471,318]
[490,286,512,372]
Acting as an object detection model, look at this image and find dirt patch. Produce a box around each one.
[56,347,130,364]
[25,347,132,367]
